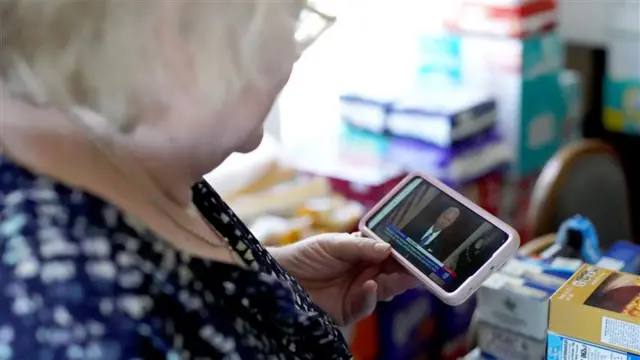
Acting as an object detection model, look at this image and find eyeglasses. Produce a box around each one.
[296,1,337,55]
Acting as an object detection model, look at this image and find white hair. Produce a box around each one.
[0,0,305,129]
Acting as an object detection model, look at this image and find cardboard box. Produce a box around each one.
[547,332,640,360]
[608,0,640,36]
[383,130,511,185]
[478,321,546,360]
[458,32,565,176]
[477,271,556,340]
[339,125,510,188]
[342,87,499,149]
[340,95,392,135]
[445,0,557,38]
[548,265,640,356]
[385,87,497,147]
[418,31,566,176]
[607,25,639,80]
[596,241,640,275]
[602,78,640,136]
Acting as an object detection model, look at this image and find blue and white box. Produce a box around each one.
[547,332,640,360]
[476,271,556,341]
[386,86,497,147]
[596,241,640,275]
[383,128,511,185]
[341,86,498,149]
[340,94,392,134]
[417,30,566,175]
[341,125,510,186]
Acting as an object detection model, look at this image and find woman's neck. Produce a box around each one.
[67,107,213,207]
[0,104,236,264]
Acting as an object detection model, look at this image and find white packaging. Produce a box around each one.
[387,86,496,147]
[606,1,639,80]
[476,272,550,340]
[607,32,640,80]
[478,321,546,360]
[452,32,565,175]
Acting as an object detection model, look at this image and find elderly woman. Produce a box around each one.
[0,1,416,358]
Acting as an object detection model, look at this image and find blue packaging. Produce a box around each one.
[377,289,436,360]
[515,256,582,279]
[435,296,477,360]
[540,215,601,264]
[547,332,640,360]
[596,240,640,275]
[385,87,497,148]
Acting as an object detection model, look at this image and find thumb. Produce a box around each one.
[320,234,391,263]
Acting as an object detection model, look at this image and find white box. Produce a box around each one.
[476,272,551,340]
[478,321,546,360]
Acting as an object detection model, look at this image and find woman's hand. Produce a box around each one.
[271,233,418,327]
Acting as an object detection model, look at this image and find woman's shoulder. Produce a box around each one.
[1,155,126,240]
[0,157,295,358]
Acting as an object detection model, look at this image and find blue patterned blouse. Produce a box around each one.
[0,156,352,359]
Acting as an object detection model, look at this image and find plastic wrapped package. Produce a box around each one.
[250,195,365,246]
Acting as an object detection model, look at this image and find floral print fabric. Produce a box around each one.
[0,156,351,359]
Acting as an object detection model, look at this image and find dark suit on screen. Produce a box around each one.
[402,219,456,259]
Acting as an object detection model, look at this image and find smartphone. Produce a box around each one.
[359,172,520,306]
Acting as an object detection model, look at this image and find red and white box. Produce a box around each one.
[445,0,557,38]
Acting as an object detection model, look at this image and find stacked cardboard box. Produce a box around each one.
[602,1,640,136]
[415,0,584,242]
[547,265,640,360]
[339,86,510,187]
[462,230,640,360]
[473,257,573,360]
[419,0,565,177]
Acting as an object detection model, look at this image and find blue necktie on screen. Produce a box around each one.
[422,230,434,246]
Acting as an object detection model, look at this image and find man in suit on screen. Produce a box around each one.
[418,207,460,256]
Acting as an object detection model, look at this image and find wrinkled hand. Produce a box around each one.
[272,233,418,327]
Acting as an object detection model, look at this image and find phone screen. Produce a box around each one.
[366,176,509,292]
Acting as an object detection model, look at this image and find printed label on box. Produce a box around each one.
[547,332,640,360]
[548,265,640,357]
[601,317,640,354]
[560,337,627,360]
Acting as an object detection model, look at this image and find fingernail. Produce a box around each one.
[374,243,390,253]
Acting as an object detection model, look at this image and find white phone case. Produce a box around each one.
[359,171,520,306]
